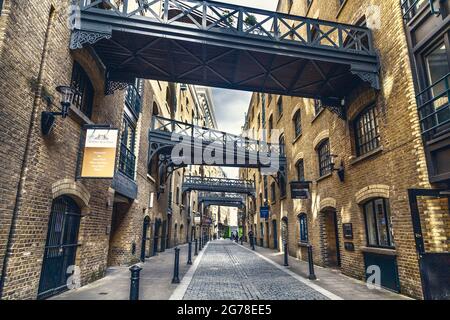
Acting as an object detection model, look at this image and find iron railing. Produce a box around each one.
[401,0,440,21]
[184,176,255,193]
[125,85,142,116]
[151,115,285,156]
[417,72,450,141]
[119,143,137,179]
[77,0,375,54]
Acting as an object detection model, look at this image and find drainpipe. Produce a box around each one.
[0,7,55,298]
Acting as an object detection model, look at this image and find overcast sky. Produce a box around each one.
[211,1,278,178]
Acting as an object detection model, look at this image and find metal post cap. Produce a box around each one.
[129,265,142,272]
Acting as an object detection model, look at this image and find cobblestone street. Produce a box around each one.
[181,240,335,300]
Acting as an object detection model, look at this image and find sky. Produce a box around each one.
[211,1,278,178]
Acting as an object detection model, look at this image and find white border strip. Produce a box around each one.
[169,242,209,300]
[238,244,343,300]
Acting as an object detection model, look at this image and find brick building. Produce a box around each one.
[240,0,449,300]
[0,0,223,300]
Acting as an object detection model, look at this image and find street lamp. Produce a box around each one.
[41,85,78,135]
[330,154,345,182]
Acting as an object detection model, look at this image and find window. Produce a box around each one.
[313,99,322,116]
[71,62,94,118]
[354,104,380,156]
[317,139,331,177]
[0,0,4,15]
[277,97,283,118]
[279,134,285,156]
[363,198,394,248]
[176,187,180,205]
[270,182,276,203]
[268,115,273,132]
[296,160,305,181]
[119,115,137,179]
[279,173,287,198]
[299,214,308,243]
[293,110,302,138]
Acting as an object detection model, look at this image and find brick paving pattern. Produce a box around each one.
[183,240,328,300]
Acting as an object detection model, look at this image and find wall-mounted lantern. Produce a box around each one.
[41,86,78,135]
[330,155,345,183]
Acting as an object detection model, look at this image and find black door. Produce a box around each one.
[38,196,81,299]
[161,220,167,252]
[272,220,278,249]
[408,189,450,300]
[141,216,150,262]
[153,219,161,256]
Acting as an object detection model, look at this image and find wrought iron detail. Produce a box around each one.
[351,70,380,91]
[70,30,111,50]
[105,80,130,95]
[183,176,256,196]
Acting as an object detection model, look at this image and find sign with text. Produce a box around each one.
[290,181,311,200]
[81,128,118,178]
[260,206,269,220]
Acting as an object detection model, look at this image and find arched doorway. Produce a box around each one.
[38,196,82,299]
[321,208,341,268]
[141,216,150,262]
[153,219,161,256]
[272,220,278,250]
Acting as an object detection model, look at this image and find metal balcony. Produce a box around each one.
[183,176,256,196]
[417,72,450,142]
[148,115,286,171]
[401,0,441,22]
[71,0,380,109]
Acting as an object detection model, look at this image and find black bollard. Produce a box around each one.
[251,236,255,250]
[307,245,317,280]
[194,238,198,256]
[187,241,193,265]
[199,236,202,251]
[283,242,289,267]
[172,247,180,284]
[240,237,243,245]
[129,265,142,300]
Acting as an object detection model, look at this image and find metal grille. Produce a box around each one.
[318,139,331,177]
[71,62,94,118]
[38,196,81,299]
[354,104,380,156]
[401,0,428,21]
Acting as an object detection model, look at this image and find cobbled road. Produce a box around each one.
[183,240,328,300]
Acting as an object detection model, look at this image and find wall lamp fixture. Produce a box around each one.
[41,86,78,135]
[330,154,345,183]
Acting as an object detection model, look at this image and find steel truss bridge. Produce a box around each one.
[183,176,256,196]
[148,115,286,171]
[72,0,380,119]
[198,192,246,208]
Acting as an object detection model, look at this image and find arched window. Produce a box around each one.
[296,159,305,181]
[279,134,285,156]
[293,110,302,138]
[363,198,394,248]
[298,213,308,243]
[317,139,331,177]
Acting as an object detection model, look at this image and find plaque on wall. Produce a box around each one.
[343,223,353,239]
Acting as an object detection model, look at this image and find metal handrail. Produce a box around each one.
[416,72,450,140]
[78,0,375,54]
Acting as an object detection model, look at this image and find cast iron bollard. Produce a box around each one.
[194,238,198,256]
[307,245,317,280]
[240,237,243,245]
[129,265,142,300]
[199,236,203,251]
[254,236,257,249]
[187,241,193,265]
[283,242,289,267]
[172,247,180,284]
[250,236,255,250]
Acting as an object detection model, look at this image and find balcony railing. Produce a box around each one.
[417,72,450,141]
[119,143,137,179]
[401,0,440,21]
[125,85,142,116]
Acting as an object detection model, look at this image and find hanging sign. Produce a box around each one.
[260,206,269,220]
[290,181,311,200]
[81,127,119,178]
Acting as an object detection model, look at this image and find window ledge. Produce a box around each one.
[316,172,332,183]
[292,133,302,144]
[311,108,325,124]
[280,195,287,201]
[361,246,397,256]
[349,146,383,166]
[69,105,94,125]
[146,174,156,184]
[298,242,309,248]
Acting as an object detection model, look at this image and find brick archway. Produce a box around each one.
[355,185,390,204]
[51,179,90,208]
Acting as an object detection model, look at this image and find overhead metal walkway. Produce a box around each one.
[198,192,245,208]
[71,0,380,116]
[148,115,286,172]
[183,176,256,196]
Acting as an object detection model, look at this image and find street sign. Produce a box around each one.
[260,206,269,220]
[290,181,311,199]
[81,127,118,178]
